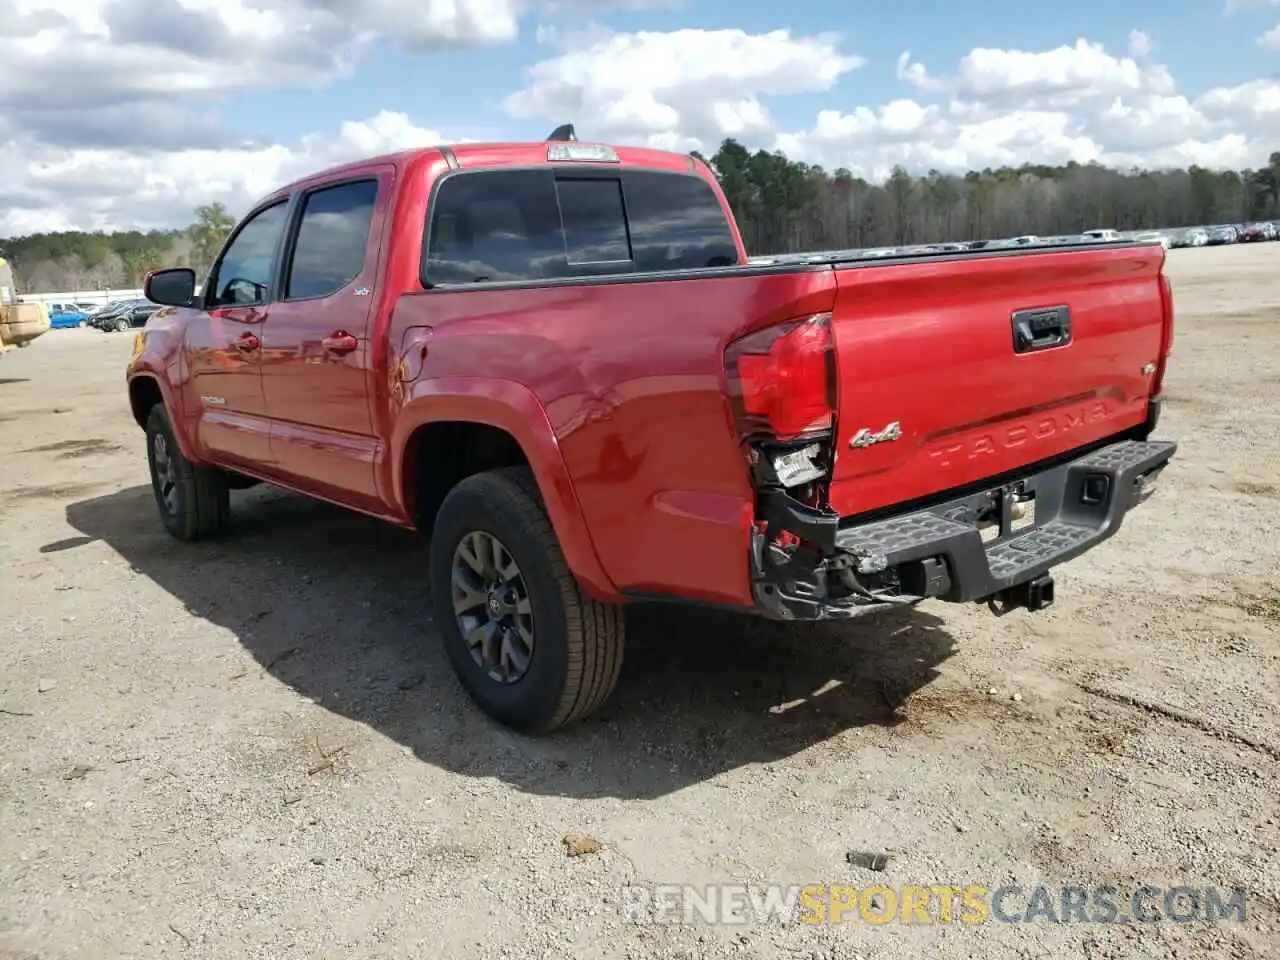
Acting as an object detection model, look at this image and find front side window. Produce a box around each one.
[285,180,379,300]
[207,201,289,308]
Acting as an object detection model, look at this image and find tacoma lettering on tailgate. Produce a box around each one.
[927,400,1112,468]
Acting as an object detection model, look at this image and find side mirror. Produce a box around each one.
[145,267,196,307]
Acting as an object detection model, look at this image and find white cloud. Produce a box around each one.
[896,39,1175,107]
[503,27,865,151]
[3,20,1279,235]
[1258,23,1280,47]
[2,0,523,121]
[0,111,461,235]
[0,0,671,234]
[505,28,1277,182]
[1127,29,1152,58]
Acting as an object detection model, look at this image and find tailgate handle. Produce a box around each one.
[1011,306,1071,354]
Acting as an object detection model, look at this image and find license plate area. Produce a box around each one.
[971,483,1036,543]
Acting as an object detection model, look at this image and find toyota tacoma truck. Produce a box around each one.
[127,126,1177,733]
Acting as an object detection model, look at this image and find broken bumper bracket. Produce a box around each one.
[751,437,1177,620]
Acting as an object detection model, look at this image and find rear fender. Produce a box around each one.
[391,377,619,601]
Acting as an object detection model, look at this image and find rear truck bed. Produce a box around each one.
[723,241,1177,620]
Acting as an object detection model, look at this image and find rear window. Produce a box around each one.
[624,171,738,272]
[556,178,631,265]
[422,167,737,287]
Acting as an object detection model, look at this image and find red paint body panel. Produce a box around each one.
[185,303,273,469]
[260,165,396,514]
[389,378,616,600]
[386,269,836,606]
[127,138,1171,614]
[826,245,1167,516]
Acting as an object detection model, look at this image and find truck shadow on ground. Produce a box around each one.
[65,484,961,801]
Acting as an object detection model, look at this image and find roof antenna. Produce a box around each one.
[547,123,577,142]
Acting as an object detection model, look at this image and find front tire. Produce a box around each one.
[145,404,230,541]
[429,467,625,734]
[114,317,129,333]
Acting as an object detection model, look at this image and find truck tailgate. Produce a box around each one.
[827,245,1167,517]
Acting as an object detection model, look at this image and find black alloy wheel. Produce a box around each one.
[450,529,536,684]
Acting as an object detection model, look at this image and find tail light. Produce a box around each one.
[724,313,835,441]
[1153,273,1175,397]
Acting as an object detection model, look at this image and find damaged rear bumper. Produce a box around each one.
[750,436,1177,620]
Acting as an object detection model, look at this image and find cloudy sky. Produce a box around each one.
[2,0,1276,235]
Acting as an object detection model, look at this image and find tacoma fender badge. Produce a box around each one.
[200,395,226,406]
[849,421,902,449]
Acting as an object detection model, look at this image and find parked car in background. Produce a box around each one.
[1082,228,1123,242]
[86,300,127,326]
[100,300,162,332]
[1134,231,1172,250]
[90,298,147,330]
[1239,222,1275,243]
[1173,228,1208,248]
[49,306,90,329]
[1206,225,1238,245]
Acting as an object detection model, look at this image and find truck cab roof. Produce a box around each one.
[259,140,702,208]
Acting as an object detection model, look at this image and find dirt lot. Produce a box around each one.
[2,244,1278,960]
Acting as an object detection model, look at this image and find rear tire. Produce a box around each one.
[145,404,230,541]
[429,466,625,734]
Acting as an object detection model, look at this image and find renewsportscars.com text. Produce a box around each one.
[620,883,1249,926]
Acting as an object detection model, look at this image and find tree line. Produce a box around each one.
[0,203,236,294]
[699,142,1280,255]
[4,146,1279,292]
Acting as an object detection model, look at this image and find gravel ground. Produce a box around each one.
[1,244,1278,960]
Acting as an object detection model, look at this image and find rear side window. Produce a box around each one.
[425,170,565,285]
[422,167,737,287]
[622,171,738,271]
[286,179,379,300]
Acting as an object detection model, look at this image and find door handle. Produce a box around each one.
[322,332,359,355]
[233,333,260,353]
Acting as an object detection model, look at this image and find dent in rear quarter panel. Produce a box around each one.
[400,269,836,608]
[826,246,1167,517]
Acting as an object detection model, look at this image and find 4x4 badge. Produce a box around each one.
[849,421,902,449]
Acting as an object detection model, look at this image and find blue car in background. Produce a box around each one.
[49,306,90,329]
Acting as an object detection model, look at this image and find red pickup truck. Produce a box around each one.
[128,128,1176,733]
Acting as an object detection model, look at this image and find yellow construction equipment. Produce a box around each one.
[0,256,50,355]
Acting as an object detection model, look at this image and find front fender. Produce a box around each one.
[391,377,620,602]
[127,340,200,465]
